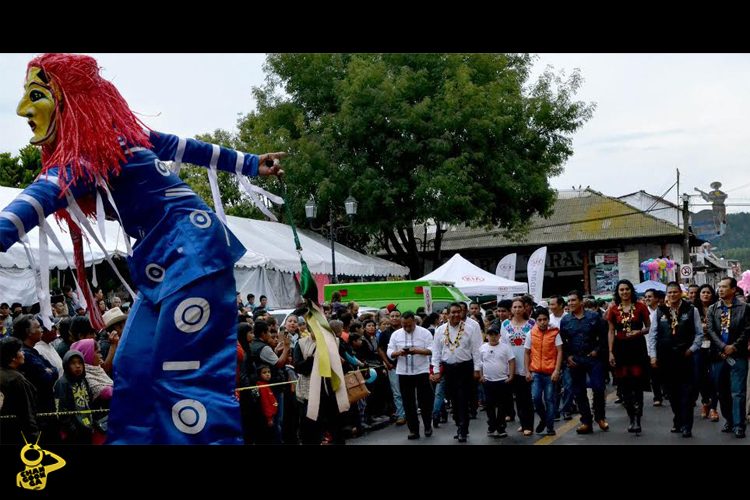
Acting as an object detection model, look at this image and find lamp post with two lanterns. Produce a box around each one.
[305,195,358,284]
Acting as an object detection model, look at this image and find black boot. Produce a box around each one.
[625,402,635,432]
[633,416,641,433]
[632,400,642,433]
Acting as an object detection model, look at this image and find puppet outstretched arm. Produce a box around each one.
[0,167,94,252]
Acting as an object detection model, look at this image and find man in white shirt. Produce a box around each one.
[462,302,482,419]
[548,295,567,329]
[431,302,483,442]
[387,311,434,439]
[549,295,572,420]
[33,318,63,380]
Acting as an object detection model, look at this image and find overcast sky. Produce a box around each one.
[2,53,748,213]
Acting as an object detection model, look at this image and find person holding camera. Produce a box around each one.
[387,311,434,440]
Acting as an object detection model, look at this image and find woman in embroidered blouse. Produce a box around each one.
[693,284,719,421]
[501,298,535,436]
[606,279,651,432]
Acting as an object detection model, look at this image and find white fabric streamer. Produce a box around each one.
[64,194,136,298]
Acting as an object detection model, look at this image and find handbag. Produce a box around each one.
[344,370,370,404]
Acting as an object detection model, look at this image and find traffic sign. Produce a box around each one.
[680,264,693,278]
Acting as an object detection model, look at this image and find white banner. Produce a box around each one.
[495,253,517,281]
[527,246,547,302]
[617,250,640,285]
[496,253,517,301]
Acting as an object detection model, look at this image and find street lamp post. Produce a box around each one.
[414,221,449,274]
[682,193,691,280]
[305,195,358,284]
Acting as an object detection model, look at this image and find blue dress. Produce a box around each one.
[0,131,261,444]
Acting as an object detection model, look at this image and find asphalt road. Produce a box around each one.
[352,391,750,445]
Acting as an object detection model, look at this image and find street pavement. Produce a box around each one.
[352,390,750,445]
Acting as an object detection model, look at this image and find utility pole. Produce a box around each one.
[682,193,690,277]
[676,168,680,228]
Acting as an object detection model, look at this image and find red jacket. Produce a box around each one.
[257,381,278,420]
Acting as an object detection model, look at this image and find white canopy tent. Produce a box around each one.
[0,186,409,307]
[228,215,409,308]
[0,186,134,305]
[419,253,527,296]
[0,186,133,271]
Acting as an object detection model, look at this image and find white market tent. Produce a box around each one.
[634,279,666,293]
[0,185,409,307]
[228,215,409,307]
[419,253,527,296]
[0,186,133,305]
[0,186,132,271]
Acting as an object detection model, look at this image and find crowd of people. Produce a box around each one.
[1,276,749,445]
[0,287,128,445]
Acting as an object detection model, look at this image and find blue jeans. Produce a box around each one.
[387,368,405,419]
[432,377,446,418]
[272,388,285,444]
[712,357,748,430]
[569,356,606,425]
[555,365,574,416]
[532,373,556,430]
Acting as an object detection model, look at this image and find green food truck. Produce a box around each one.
[323,280,470,313]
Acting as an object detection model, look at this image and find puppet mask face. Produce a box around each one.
[17,67,58,145]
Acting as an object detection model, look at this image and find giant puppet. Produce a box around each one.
[0,54,286,444]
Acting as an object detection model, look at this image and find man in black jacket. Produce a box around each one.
[0,337,39,445]
[706,277,749,438]
[648,282,703,437]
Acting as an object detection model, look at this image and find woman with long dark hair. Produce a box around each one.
[606,279,651,433]
[500,298,535,436]
[694,284,719,421]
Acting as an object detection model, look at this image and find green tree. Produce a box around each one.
[0,145,42,188]
[237,54,594,277]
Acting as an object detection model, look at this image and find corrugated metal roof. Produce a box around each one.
[440,189,683,250]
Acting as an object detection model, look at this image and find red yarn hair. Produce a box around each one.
[28,53,152,191]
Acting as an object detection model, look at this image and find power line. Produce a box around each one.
[644,180,678,215]
[725,181,750,193]
[692,203,750,207]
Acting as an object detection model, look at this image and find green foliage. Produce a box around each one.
[714,212,750,250]
[0,145,42,188]
[232,53,594,277]
[720,247,750,265]
[714,212,750,266]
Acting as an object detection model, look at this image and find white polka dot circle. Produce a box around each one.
[145,263,165,282]
[154,159,171,176]
[189,210,211,229]
[171,399,207,434]
[174,297,210,333]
